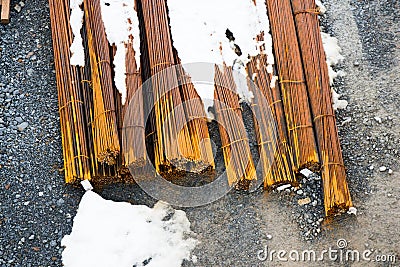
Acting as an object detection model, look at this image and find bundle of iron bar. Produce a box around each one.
[247,54,297,189]
[291,0,352,215]
[137,0,214,175]
[49,0,352,215]
[214,64,256,189]
[266,0,320,172]
[49,0,124,184]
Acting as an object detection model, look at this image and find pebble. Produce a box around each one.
[296,189,304,195]
[28,235,35,240]
[17,122,28,131]
[14,5,22,13]
[388,169,393,174]
[57,198,65,206]
[27,69,34,76]
[276,184,291,192]
[369,165,374,170]
[38,192,44,197]
[266,234,272,240]
[298,197,311,206]
[19,1,25,7]
[379,166,387,172]
[374,116,382,123]
[348,207,357,215]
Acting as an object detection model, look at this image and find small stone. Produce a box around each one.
[29,235,35,240]
[353,61,360,66]
[379,166,387,172]
[17,122,29,131]
[19,1,25,7]
[27,69,34,76]
[374,116,382,123]
[387,193,393,197]
[311,200,318,207]
[14,5,22,12]
[276,184,291,192]
[15,117,23,123]
[369,165,374,170]
[296,189,304,195]
[5,184,10,190]
[26,52,34,58]
[50,240,57,247]
[388,169,393,174]
[298,197,311,206]
[38,192,44,197]
[266,234,272,240]
[24,201,30,206]
[347,207,357,215]
[191,255,198,264]
[57,198,65,205]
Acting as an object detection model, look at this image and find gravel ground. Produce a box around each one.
[1,0,399,266]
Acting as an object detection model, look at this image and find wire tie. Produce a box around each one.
[221,138,249,149]
[59,100,84,111]
[288,124,313,131]
[294,9,321,16]
[313,114,336,121]
[88,109,115,125]
[151,62,173,70]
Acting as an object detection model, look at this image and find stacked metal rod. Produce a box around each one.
[48,0,92,184]
[83,0,120,165]
[266,0,319,171]
[138,0,214,174]
[173,51,215,173]
[122,36,146,171]
[79,24,119,181]
[214,64,256,189]
[247,54,297,189]
[291,0,352,215]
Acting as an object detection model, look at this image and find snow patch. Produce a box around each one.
[167,0,274,118]
[69,0,141,104]
[61,191,198,267]
[69,0,85,66]
[315,0,327,15]
[99,0,141,104]
[321,32,347,110]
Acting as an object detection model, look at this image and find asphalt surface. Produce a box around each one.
[0,0,399,266]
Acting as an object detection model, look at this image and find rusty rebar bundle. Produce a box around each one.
[291,0,352,215]
[137,0,214,174]
[266,0,319,171]
[83,0,120,165]
[214,64,256,189]
[247,54,297,189]
[49,0,92,184]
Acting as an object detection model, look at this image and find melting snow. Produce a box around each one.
[61,191,198,267]
[69,0,85,66]
[167,0,274,118]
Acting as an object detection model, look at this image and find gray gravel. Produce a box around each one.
[1,0,399,266]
